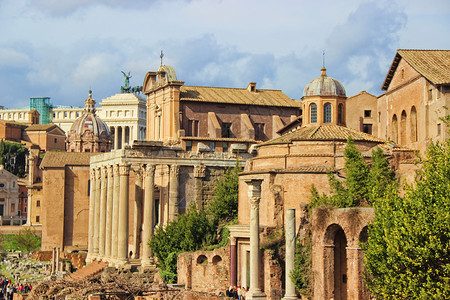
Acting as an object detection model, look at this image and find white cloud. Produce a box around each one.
[0,48,31,67]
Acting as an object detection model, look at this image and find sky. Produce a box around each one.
[0,0,449,109]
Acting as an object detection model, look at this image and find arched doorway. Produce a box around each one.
[324,224,348,300]
[392,114,398,143]
[410,106,417,142]
[400,110,407,145]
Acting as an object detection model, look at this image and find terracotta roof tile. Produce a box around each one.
[40,152,97,168]
[258,124,385,146]
[382,49,450,90]
[180,86,301,108]
[25,124,58,131]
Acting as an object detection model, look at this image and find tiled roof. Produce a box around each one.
[40,152,97,168]
[25,124,57,131]
[382,49,450,90]
[180,86,302,108]
[258,124,385,146]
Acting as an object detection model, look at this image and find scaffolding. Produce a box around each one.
[30,97,52,124]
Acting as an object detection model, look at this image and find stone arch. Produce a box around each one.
[359,226,368,244]
[410,106,417,142]
[400,110,407,145]
[196,255,207,265]
[212,255,222,265]
[323,102,332,123]
[323,223,348,300]
[392,114,398,143]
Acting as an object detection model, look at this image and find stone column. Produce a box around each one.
[121,126,126,148]
[245,179,266,299]
[87,168,96,262]
[141,164,156,267]
[114,126,119,150]
[283,209,299,300]
[168,165,179,222]
[230,236,237,287]
[117,163,130,265]
[25,155,35,225]
[346,246,360,300]
[132,165,144,259]
[56,247,61,272]
[111,164,120,262]
[99,166,108,258]
[105,165,114,259]
[93,168,101,256]
[51,247,56,274]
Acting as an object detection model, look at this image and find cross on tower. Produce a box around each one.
[160,50,164,66]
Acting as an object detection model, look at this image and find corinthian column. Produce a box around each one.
[105,165,113,259]
[99,166,108,258]
[117,163,130,265]
[111,164,120,262]
[93,168,101,256]
[86,168,96,263]
[168,165,179,222]
[141,164,155,267]
[245,179,266,300]
[132,165,144,259]
[283,209,299,300]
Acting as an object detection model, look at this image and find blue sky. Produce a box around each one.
[0,0,449,109]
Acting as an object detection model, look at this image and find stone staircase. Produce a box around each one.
[66,260,108,282]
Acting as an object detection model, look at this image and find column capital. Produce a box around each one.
[170,164,180,177]
[250,197,261,209]
[101,166,108,178]
[95,167,102,180]
[245,178,263,199]
[229,236,237,245]
[132,164,144,181]
[107,165,114,177]
[90,169,96,180]
[145,164,156,177]
[119,163,131,176]
[113,164,120,177]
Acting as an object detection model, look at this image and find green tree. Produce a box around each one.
[208,162,240,223]
[0,140,29,177]
[290,237,312,297]
[363,140,450,299]
[149,205,215,283]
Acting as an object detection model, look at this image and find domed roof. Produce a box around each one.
[69,91,111,137]
[303,67,346,97]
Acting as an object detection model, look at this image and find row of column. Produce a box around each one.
[112,126,133,150]
[87,163,179,266]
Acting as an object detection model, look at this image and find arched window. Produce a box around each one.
[338,103,344,124]
[410,106,417,142]
[324,103,332,123]
[400,110,407,145]
[392,114,398,143]
[310,103,317,123]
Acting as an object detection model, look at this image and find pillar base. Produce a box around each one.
[115,258,129,267]
[246,289,266,300]
[141,257,155,268]
[282,296,299,300]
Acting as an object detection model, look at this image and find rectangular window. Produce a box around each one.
[36,200,40,207]
[437,123,442,135]
[255,123,265,140]
[209,142,215,151]
[363,124,373,135]
[36,216,40,223]
[222,123,232,138]
[185,141,192,152]
[364,110,372,118]
[428,89,433,101]
[378,112,381,123]
[187,120,199,137]
[223,142,228,153]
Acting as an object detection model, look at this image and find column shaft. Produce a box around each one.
[99,166,108,257]
[111,165,120,260]
[230,236,237,287]
[132,166,144,259]
[87,169,96,262]
[168,165,179,222]
[114,126,119,150]
[142,164,155,266]
[117,163,130,264]
[283,209,299,300]
[93,168,101,255]
[105,166,114,258]
[121,126,126,148]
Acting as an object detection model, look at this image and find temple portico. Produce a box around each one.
[86,141,248,266]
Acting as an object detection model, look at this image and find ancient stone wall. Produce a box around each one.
[177,245,230,294]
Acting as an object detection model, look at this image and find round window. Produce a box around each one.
[0,183,4,188]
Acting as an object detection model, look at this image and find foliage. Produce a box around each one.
[208,162,240,223]
[0,229,41,252]
[149,204,215,282]
[290,237,312,298]
[310,138,395,208]
[363,139,450,299]
[0,140,29,177]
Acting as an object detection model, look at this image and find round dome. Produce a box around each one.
[303,67,346,97]
[70,113,111,137]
